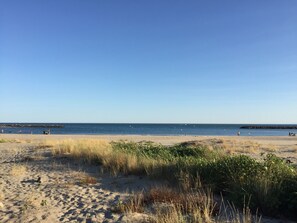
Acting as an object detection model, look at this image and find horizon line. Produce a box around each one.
[1,122,297,125]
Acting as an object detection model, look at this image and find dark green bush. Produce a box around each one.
[280,177,297,218]
[111,141,217,162]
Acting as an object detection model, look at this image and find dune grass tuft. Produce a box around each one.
[50,139,112,164]
[0,138,18,143]
[79,175,97,185]
[114,185,260,223]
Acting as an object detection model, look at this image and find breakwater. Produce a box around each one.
[240,125,297,129]
[0,124,64,128]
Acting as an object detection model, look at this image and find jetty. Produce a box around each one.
[0,124,64,128]
[240,125,297,129]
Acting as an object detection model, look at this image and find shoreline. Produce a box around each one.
[1,133,295,138]
[1,133,297,146]
[2,134,297,163]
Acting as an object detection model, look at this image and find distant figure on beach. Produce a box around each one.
[289,132,296,136]
[1,129,3,133]
[237,131,240,136]
[43,129,51,135]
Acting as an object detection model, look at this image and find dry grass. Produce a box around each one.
[177,171,203,192]
[217,200,261,223]
[219,139,260,155]
[154,205,185,223]
[49,139,112,163]
[149,186,214,213]
[261,144,277,153]
[47,138,295,220]
[34,144,53,150]
[115,185,260,223]
[49,139,162,176]
[185,139,262,155]
[115,192,145,213]
[48,138,288,177]
[0,138,32,144]
[10,164,27,176]
[101,152,161,176]
[115,185,217,222]
[79,175,97,185]
[0,138,18,143]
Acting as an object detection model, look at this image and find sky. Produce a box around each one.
[0,0,296,124]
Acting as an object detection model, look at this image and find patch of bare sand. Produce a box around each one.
[0,141,157,223]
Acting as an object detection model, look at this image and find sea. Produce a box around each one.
[0,123,296,136]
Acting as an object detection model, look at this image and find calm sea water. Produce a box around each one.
[0,123,295,136]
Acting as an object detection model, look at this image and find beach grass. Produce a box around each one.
[114,186,261,223]
[49,139,297,220]
[0,138,18,143]
[115,188,216,223]
[50,139,112,164]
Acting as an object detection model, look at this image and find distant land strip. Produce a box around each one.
[240,125,297,129]
[0,124,64,128]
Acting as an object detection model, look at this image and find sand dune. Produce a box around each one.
[0,134,296,222]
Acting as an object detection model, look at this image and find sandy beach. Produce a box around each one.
[0,134,296,222]
[2,133,297,146]
[2,134,297,163]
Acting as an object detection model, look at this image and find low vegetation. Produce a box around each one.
[0,138,18,143]
[0,138,32,143]
[79,175,97,185]
[113,186,218,223]
[50,139,297,220]
[50,139,112,164]
[113,186,260,223]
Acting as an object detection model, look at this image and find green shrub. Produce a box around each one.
[257,154,297,216]
[197,153,297,218]
[110,142,297,219]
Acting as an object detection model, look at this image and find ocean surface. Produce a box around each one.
[0,123,296,136]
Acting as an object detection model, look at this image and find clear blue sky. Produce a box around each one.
[0,1,296,123]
